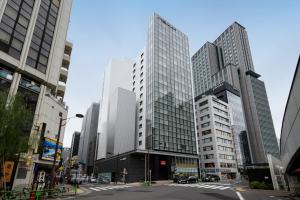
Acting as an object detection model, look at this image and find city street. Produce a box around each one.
[64,182,293,200]
[0,1,299,198]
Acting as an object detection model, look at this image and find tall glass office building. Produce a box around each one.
[146,13,197,155]
[95,14,198,182]
[192,22,279,163]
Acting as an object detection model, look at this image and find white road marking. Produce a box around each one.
[219,187,230,190]
[236,191,245,200]
[90,185,132,192]
[209,186,227,189]
[167,183,231,191]
[90,188,100,191]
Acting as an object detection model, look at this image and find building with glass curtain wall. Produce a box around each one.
[146,13,197,155]
[95,13,198,182]
[144,14,198,180]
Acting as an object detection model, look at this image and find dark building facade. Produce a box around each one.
[71,131,80,157]
[95,151,198,183]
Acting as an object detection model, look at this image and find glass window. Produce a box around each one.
[26,0,59,73]
[201,122,210,128]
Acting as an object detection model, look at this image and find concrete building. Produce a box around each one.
[97,58,133,159]
[96,13,198,182]
[200,82,251,167]
[70,131,80,157]
[132,49,147,150]
[195,95,237,179]
[280,55,300,194]
[78,102,100,175]
[192,22,279,164]
[61,147,71,175]
[107,87,136,155]
[0,0,73,188]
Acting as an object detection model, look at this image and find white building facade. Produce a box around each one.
[195,95,238,179]
[107,87,136,155]
[97,59,133,159]
[131,50,147,150]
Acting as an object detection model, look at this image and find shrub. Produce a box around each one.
[250,181,273,190]
[250,181,261,189]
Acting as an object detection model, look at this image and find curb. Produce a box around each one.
[58,186,91,198]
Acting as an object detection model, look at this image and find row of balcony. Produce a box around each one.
[56,41,72,99]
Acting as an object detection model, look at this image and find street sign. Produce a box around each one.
[4,161,14,182]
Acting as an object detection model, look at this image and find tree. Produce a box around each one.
[0,90,33,189]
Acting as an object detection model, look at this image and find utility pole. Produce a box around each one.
[147,149,150,183]
[144,153,147,183]
[50,113,84,188]
[115,153,119,185]
[50,113,63,188]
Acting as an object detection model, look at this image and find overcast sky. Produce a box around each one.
[63,0,300,147]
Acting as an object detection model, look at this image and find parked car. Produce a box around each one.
[90,177,97,183]
[202,174,220,182]
[97,176,110,184]
[187,176,198,183]
[173,174,181,183]
[177,176,188,184]
[176,176,198,184]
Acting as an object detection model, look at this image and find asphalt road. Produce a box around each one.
[63,183,293,200]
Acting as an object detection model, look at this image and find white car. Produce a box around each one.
[90,177,97,183]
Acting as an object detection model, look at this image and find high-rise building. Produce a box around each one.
[0,0,73,187]
[192,22,279,164]
[71,131,80,157]
[144,13,197,169]
[95,13,198,182]
[78,102,100,175]
[132,49,147,150]
[195,95,238,179]
[97,58,133,159]
[106,87,136,155]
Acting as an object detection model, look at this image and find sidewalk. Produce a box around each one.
[249,189,300,200]
[61,184,91,197]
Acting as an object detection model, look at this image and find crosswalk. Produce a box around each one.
[167,183,231,190]
[89,185,132,192]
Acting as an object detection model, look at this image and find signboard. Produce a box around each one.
[4,161,14,182]
[41,137,63,161]
[160,160,166,166]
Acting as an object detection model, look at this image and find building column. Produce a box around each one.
[0,0,7,20]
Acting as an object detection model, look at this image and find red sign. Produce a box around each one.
[160,160,166,166]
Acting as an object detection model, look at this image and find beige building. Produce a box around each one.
[0,0,73,188]
[195,95,238,179]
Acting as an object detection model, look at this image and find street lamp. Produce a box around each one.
[50,113,84,188]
